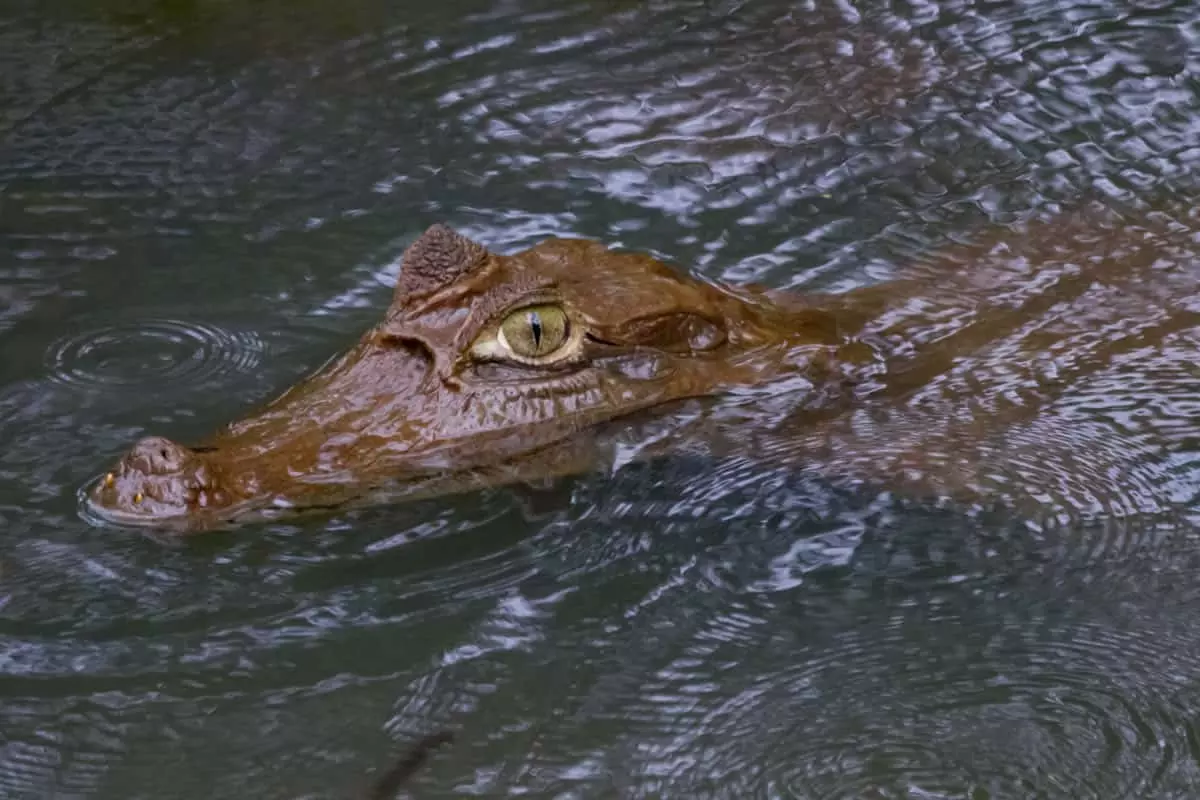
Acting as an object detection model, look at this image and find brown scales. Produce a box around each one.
[83,202,1200,533]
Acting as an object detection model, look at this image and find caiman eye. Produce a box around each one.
[497,304,569,359]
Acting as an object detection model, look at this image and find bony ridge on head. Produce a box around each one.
[395,224,489,301]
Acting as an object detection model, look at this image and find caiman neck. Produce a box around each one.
[713,282,896,413]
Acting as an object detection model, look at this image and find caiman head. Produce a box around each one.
[83,224,854,532]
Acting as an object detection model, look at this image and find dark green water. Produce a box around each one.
[2,0,1200,796]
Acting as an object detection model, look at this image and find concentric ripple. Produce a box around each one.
[44,318,265,394]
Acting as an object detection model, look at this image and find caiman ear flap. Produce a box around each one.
[395,224,488,300]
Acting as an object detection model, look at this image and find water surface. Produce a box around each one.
[2,0,1200,796]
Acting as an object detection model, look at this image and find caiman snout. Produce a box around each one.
[126,436,192,475]
[87,435,232,523]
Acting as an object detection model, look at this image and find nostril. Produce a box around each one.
[126,436,194,476]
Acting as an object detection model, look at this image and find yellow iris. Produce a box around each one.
[498,305,570,359]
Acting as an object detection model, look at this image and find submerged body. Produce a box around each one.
[85,202,1200,532]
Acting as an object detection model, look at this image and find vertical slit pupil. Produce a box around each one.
[528,311,543,349]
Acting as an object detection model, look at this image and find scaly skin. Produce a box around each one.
[83,201,1200,533]
[83,223,869,532]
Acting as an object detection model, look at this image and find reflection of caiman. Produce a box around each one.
[84,202,1200,532]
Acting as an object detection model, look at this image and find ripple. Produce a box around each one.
[0,694,127,800]
[415,466,1200,797]
[0,491,567,797]
[44,317,265,395]
[577,563,1200,799]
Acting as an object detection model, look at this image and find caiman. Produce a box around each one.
[82,201,1200,533]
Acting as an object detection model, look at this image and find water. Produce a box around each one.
[1,0,1199,796]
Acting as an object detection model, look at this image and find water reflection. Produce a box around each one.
[0,0,1199,796]
[383,479,1200,797]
